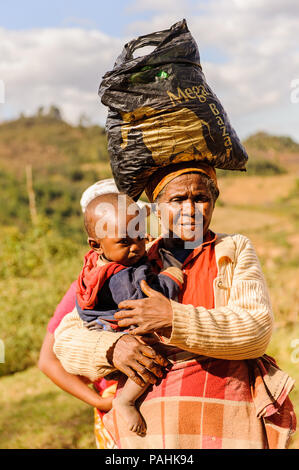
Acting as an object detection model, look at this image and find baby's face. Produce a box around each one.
[89,196,147,266]
[99,234,146,266]
[97,208,147,266]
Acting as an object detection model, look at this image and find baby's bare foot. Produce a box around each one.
[113,396,146,436]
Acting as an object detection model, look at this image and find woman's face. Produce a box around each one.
[156,172,215,246]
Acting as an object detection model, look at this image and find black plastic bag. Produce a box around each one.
[99,19,248,200]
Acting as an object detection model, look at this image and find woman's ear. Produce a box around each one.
[88,237,103,254]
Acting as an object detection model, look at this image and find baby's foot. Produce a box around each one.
[112,396,146,436]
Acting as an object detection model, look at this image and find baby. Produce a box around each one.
[76,192,183,436]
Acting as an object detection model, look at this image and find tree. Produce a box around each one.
[48,105,62,121]
[37,106,44,118]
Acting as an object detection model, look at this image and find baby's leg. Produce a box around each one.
[112,379,149,436]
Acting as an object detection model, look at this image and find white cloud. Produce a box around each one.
[0,1,298,141]
[126,0,299,140]
[0,27,125,124]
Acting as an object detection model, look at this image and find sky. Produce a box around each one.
[0,0,299,141]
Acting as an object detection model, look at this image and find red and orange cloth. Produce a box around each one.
[106,352,295,449]
[102,234,296,449]
[77,250,184,314]
[77,250,126,310]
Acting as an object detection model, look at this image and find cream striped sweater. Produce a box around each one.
[53,233,274,382]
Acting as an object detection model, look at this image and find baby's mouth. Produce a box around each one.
[127,253,143,264]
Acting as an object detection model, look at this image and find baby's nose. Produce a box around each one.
[130,242,140,253]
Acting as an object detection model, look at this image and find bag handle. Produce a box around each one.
[122,19,187,61]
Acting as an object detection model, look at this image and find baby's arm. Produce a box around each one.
[157,266,184,299]
[38,331,113,412]
[108,264,184,306]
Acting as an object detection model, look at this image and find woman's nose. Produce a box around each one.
[182,200,196,217]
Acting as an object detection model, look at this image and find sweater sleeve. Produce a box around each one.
[53,308,125,382]
[163,235,274,360]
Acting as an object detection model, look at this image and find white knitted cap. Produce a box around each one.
[80,178,150,214]
[80,179,118,213]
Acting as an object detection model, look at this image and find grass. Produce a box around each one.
[0,366,96,449]
[0,325,297,449]
[0,221,87,376]
[0,172,298,448]
[0,116,298,448]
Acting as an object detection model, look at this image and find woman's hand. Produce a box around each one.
[110,333,169,387]
[114,280,173,336]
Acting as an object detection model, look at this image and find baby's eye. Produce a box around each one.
[119,239,129,245]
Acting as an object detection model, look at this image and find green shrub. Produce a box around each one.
[0,219,87,376]
[217,158,286,178]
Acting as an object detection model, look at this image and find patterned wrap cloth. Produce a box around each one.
[103,351,295,449]
[100,235,296,449]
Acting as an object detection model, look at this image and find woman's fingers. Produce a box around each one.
[129,325,148,335]
[114,309,135,320]
[117,318,136,329]
[135,356,166,380]
[131,361,159,385]
[140,280,161,298]
[121,365,146,388]
[111,335,168,385]
[114,309,133,318]
[118,299,139,309]
[139,343,169,368]
[120,361,160,387]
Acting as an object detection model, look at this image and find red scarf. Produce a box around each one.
[76,250,126,310]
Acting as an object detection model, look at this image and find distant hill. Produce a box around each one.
[0,114,112,240]
[0,113,298,236]
[243,131,299,171]
[0,114,109,176]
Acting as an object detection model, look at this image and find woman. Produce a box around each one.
[45,162,296,448]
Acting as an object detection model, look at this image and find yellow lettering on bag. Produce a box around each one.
[224,135,232,147]
[167,88,189,106]
[167,85,210,106]
[185,88,196,99]
[221,126,229,137]
[209,103,220,115]
[193,86,207,102]
[165,86,233,155]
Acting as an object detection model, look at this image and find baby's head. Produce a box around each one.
[84,192,147,266]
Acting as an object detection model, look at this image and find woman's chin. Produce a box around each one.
[173,229,203,244]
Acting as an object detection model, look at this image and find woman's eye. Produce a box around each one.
[171,198,184,203]
[195,196,209,203]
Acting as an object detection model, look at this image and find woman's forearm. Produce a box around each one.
[39,354,112,410]
[162,235,274,359]
[165,281,273,360]
[53,308,125,381]
[38,332,113,410]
